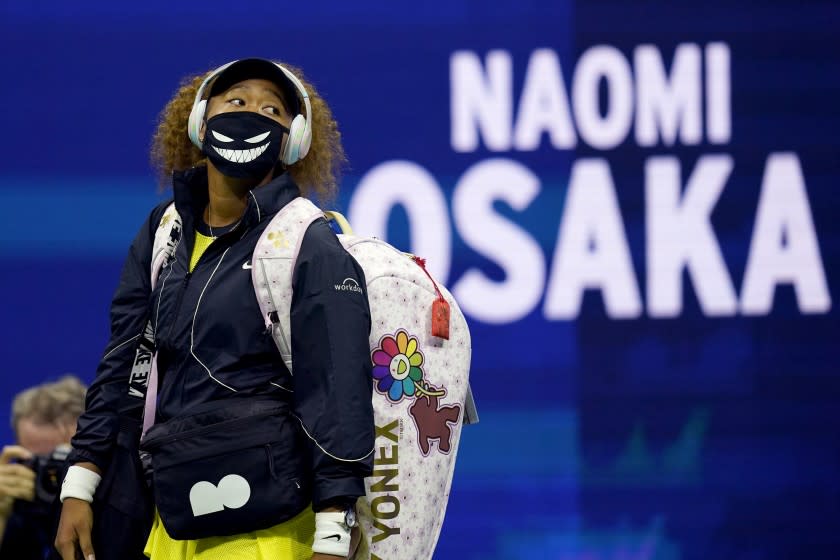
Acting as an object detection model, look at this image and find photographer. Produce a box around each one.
[0,376,86,559]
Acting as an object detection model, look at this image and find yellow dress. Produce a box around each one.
[144,231,315,559]
[144,507,314,560]
[188,230,216,272]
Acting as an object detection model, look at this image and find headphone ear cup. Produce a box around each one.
[298,123,312,161]
[282,114,308,165]
[188,99,207,149]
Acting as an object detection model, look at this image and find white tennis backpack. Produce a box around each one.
[151,197,477,559]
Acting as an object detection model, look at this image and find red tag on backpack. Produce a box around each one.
[431,298,450,339]
[412,255,450,339]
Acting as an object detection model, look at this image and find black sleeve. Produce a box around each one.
[290,218,375,510]
[67,201,170,470]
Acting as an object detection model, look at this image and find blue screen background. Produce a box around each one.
[1,1,838,558]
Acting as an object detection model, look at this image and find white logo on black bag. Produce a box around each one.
[334,277,363,294]
[189,474,251,517]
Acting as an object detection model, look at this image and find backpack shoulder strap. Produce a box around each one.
[251,197,324,374]
[140,202,181,437]
[150,202,182,290]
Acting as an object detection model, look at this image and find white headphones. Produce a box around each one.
[187,59,313,165]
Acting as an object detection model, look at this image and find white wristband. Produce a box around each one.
[60,465,102,503]
[312,511,351,557]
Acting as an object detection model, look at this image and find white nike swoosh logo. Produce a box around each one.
[242,261,253,270]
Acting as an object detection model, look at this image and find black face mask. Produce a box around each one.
[202,112,288,179]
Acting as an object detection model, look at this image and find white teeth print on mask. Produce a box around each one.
[203,112,289,179]
[212,143,270,163]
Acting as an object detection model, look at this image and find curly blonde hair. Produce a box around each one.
[151,62,346,203]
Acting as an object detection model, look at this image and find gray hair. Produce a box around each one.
[11,375,87,433]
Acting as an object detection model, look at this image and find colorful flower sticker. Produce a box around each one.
[372,329,425,402]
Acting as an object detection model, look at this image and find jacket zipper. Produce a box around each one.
[160,227,244,385]
[166,272,192,342]
[164,227,232,342]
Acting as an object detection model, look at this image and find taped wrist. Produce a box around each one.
[312,511,351,557]
[60,465,102,503]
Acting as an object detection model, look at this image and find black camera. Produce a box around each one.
[21,444,71,505]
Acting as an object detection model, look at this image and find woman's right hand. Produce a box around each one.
[55,497,95,560]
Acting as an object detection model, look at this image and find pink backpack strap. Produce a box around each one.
[141,203,181,438]
[251,197,324,374]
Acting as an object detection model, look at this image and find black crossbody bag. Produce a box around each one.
[138,394,310,540]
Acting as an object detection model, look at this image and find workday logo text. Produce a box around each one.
[335,278,364,294]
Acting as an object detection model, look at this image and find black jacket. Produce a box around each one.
[69,168,375,509]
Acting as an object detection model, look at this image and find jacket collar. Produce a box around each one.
[171,166,302,231]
